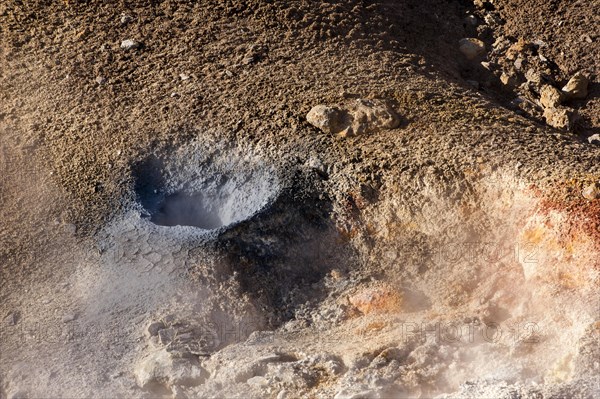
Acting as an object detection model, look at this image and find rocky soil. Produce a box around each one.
[1,1,599,398]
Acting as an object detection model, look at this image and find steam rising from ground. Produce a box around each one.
[1,144,598,398]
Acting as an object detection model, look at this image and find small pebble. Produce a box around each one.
[120,14,133,25]
[120,39,140,51]
[582,183,600,200]
[5,312,18,326]
[62,313,77,323]
[587,134,600,145]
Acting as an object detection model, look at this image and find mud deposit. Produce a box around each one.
[1,1,599,398]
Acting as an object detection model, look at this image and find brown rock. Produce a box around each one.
[307,99,399,138]
[500,72,518,88]
[540,85,564,109]
[347,99,400,137]
[543,107,576,131]
[506,38,531,60]
[525,68,542,85]
[582,183,600,200]
[562,72,589,100]
[458,38,486,60]
[306,105,347,135]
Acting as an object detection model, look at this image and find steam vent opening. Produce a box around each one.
[134,157,280,231]
[150,192,226,229]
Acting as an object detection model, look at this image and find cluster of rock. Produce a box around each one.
[458,1,591,132]
[488,36,590,130]
[539,72,589,130]
[306,98,400,138]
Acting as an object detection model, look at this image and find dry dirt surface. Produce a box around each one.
[1,1,599,398]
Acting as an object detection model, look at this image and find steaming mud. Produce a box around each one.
[1,154,598,398]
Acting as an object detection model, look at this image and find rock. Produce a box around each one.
[458,38,486,60]
[245,330,275,345]
[562,72,589,100]
[543,107,575,131]
[587,134,600,145]
[346,99,400,137]
[95,76,106,85]
[484,13,502,27]
[306,105,347,135]
[540,85,564,109]
[582,183,600,200]
[147,321,166,337]
[64,223,76,234]
[62,313,77,323]
[5,312,18,326]
[242,45,267,65]
[120,14,133,25]
[525,68,542,84]
[500,72,518,88]
[120,39,140,50]
[473,0,488,8]
[492,36,510,52]
[306,99,399,138]
[348,284,402,315]
[134,349,206,389]
[177,332,194,342]
[506,38,531,60]
[464,15,478,26]
[514,57,524,70]
[158,327,176,345]
[242,55,257,65]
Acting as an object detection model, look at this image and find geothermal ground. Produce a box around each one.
[1,1,599,398]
